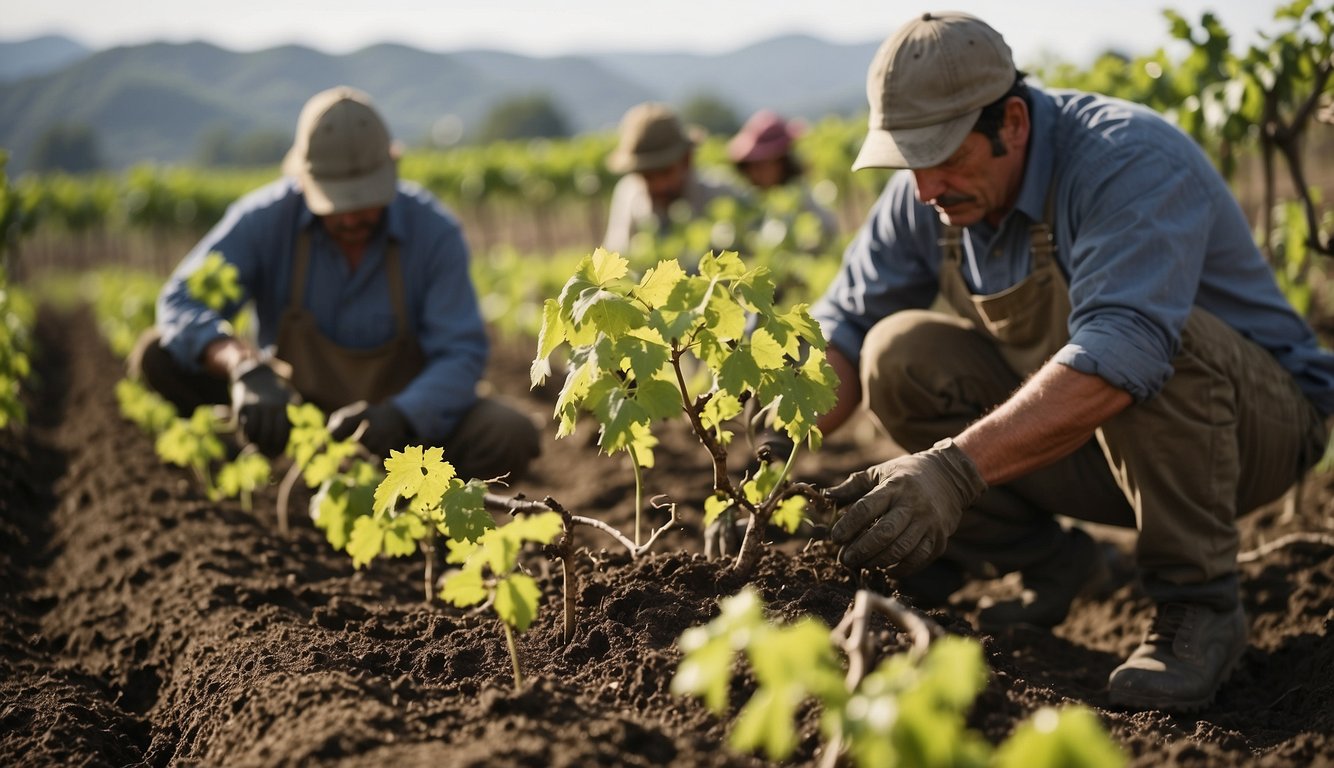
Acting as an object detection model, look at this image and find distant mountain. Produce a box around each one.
[592,34,878,118]
[0,35,878,173]
[0,34,90,82]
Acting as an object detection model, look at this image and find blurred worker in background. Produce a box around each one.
[728,109,839,243]
[130,85,540,481]
[602,101,745,254]
[813,11,1333,712]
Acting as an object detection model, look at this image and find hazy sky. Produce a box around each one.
[8,0,1281,65]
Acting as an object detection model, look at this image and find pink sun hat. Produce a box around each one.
[727,110,804,164]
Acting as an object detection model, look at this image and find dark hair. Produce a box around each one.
[972,71,1030,157]
[735,153,803,185]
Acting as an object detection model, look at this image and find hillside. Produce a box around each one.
[0,35,877,173]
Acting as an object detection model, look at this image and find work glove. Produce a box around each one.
[826,438,986,576]
[328,400,414,459]
[229,360,296,457]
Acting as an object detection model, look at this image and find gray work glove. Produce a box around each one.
[827,438,987,575]
[229,360,296,457]
[328,400,414,458]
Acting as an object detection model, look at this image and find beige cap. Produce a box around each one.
[853,12,1014,170]
[282,86,398,215]
[606,102,695,174]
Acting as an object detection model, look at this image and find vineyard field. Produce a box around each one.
[0,306,1330,766]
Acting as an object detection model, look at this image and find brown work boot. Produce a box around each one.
[1108,601,1247,712]
[977,526,1108,630]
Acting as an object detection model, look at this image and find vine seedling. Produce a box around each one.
[532,248,838,578]
[673,588,1126,768]
[356,445,496,602]
[440,509,564,690]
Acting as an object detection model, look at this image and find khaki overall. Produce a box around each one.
[278,231,540,481]
[277,232,425,413]
[859,211,1326,594]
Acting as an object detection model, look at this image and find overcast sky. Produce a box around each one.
[8,0,1281,65]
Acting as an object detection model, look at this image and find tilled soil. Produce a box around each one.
[1,306,1332,767]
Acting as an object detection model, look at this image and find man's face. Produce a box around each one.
[321,206,386,248]
[639,157,690,208]
[910,99,1029,228]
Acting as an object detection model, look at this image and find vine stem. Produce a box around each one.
[482,492,679,645]
[421,527,436,604]
[276,460,301,537]
[629,444,644,547]
[821,589,943,768]
[503,622,522,690]
[731,437,803,579]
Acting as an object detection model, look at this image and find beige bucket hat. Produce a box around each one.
[606,102,697,174]
[282,86,398,215]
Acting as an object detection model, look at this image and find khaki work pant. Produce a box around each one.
[859,308,1327,595]
[128,329,541,483]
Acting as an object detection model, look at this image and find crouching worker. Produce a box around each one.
[129,86,540,481]
[812,12,1333,712]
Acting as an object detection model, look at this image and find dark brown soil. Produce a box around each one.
[1,306,1332,767]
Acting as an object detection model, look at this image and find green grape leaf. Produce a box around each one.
[303,439,360,488]
[347,511,428,567]
[571,287,643,337]
[215,452,270,498]
[494,572,543,631]
[718,348,762,396]
[531,298,567,388]
[771,496,806,534]
[671,630,736,713]
[703,493,735,527]
[186,251,242,312]
[598,387,651,455]
[346,515,385,568]
[374,445,454,516]
[994,706,1126,768]
[440,567,488,607]
[700,392,742,442]
[440,479,494,542]
[633,377,680,421]
[312,481,352,551]
[730,685,801,760]
[636,259,686,306]
[748,327,788,371]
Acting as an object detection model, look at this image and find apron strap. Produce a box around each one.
[288,229,409,336]
[384,242,409,336]
[941,187,1060,275]
[289,229,313,310]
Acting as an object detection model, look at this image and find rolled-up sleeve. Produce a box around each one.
[1054,143,1213,401]
[390,217,487,442]
[156,196,268,371]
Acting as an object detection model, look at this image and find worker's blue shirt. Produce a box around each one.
[157,177,487,440]
[812,86,1334,415]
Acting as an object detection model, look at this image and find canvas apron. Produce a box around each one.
[930,213,1324,588]
[936,216,1068,375]
[275,232,426,414]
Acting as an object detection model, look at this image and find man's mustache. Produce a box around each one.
[934,194,975,208]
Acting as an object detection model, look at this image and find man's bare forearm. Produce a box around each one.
[955,361,1132,486]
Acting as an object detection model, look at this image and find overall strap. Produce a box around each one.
[289,229,313,310]
[384,241,409,336]
[1027,186,1058,271]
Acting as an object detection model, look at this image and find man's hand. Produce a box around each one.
[229,361,296,457]
[328,400,414,458]
[827,438,986,575]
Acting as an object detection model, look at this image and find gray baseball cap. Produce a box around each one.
[853,12,1015,170]
[282,86,398,215]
